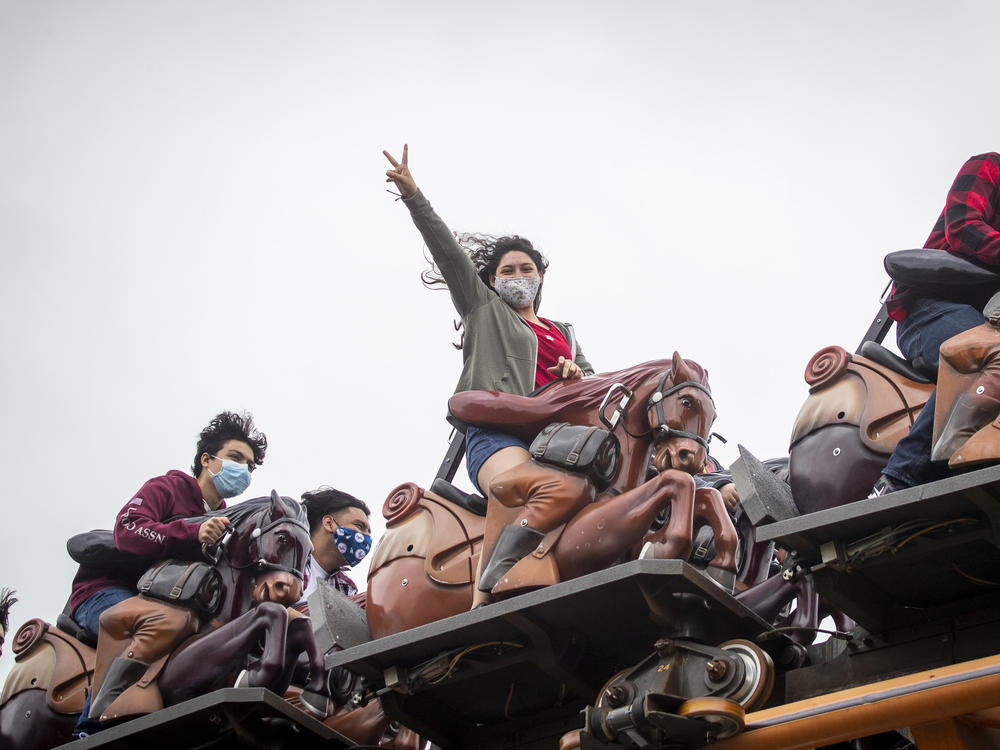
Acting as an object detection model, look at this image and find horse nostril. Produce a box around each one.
[678,450,692,463]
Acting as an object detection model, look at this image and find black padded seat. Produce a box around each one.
[858,341,935,384]
[429,478,487,516]
[56,602,97,648]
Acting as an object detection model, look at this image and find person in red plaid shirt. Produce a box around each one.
[294,486,372,614]
[871,152,1000,497]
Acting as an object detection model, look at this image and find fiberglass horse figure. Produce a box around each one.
[0,490,329,750]
[734,258,1000,643]
[366,354,739,638]
[789,251,1000,511]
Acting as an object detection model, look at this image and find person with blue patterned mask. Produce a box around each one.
[295,486,372,613]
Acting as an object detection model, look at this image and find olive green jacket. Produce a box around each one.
[403,189,594,396]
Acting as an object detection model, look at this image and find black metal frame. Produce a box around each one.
[326,560,776,749]
[60,688,351,750]
[856,301,893,352]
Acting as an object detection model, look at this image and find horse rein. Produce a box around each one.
[645,371,715,451]
[598,371,715,451]
[211,515,308,581]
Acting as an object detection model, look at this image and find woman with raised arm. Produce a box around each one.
[384,145,594,606]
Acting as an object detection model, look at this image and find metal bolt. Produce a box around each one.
[401,578,408,587]
[653,638,675,655]
[706,659,728,680]
[977,386,985,394]
[520,519,528,527]
[604,685,628,707]
[24,709,32,719]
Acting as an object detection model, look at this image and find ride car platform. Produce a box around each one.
[757,462,1000,634]
[325,559,776,750]
[58,688,351,750]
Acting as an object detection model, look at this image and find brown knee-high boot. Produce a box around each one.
[474,462,593,600]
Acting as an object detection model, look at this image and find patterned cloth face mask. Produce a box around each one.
[493,276,541,310]
[333,527,372,567]
[209,457,252,499]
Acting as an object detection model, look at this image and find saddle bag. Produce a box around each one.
[136,560,223,620]
[529,422,620,487]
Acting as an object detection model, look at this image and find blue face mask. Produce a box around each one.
[209,457,251,499]
[333,526,372,567]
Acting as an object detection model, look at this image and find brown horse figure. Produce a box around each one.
[0,490,329,750]
[367,354,739,638]
[789,293,1000,510]
[788,345,934,511]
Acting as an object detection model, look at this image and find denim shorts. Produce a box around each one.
[465,426,529,493]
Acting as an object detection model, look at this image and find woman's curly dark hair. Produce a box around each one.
[422,233,549,349]
[191,411,268,477]
[0,588,17,640]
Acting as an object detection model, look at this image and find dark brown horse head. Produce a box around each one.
[201,490,312,617]
[647,352,716,475]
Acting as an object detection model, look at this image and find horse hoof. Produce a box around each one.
[299,689,330,718]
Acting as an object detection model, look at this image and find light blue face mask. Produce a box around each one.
[209,457,252,499]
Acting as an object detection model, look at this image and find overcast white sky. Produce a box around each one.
[2,1,998,678]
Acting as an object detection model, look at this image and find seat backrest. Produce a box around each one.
[858,341,935,384]
[56,601,97,648]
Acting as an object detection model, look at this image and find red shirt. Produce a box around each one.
[887,153,1000,321]
[70,470,220,613]
[527,318,572,388]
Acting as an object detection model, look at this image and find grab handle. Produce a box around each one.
[599,383,632,431]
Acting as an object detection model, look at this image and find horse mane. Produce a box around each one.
[531,357,711,408]
[190,494,307,529]
[0,588,17,634]
[448,357,712,443]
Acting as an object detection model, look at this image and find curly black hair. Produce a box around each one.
[191,411,268,477]
[422,233,549,349]
[301,486,371,534]
[0,588,17,640]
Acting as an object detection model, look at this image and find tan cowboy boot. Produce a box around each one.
[88,656,148,720]
[477,462,592,596]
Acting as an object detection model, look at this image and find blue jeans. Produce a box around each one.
[74,586,134,641]
[883,298,985,486]
[72,586,134,736]
[465,426,529,494]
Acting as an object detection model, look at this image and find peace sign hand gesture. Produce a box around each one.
[384,144,418,199]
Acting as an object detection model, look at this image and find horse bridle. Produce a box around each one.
[210,514,308,581]
[646,370,715,452]
[599,370,715,450]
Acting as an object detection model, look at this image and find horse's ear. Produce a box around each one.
[672,351,693,382]
[269,489,288,519]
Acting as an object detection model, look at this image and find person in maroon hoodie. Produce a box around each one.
[70,411,267,736]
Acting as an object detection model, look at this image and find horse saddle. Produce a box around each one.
[0,619,95,715]
[792,346,934,455]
